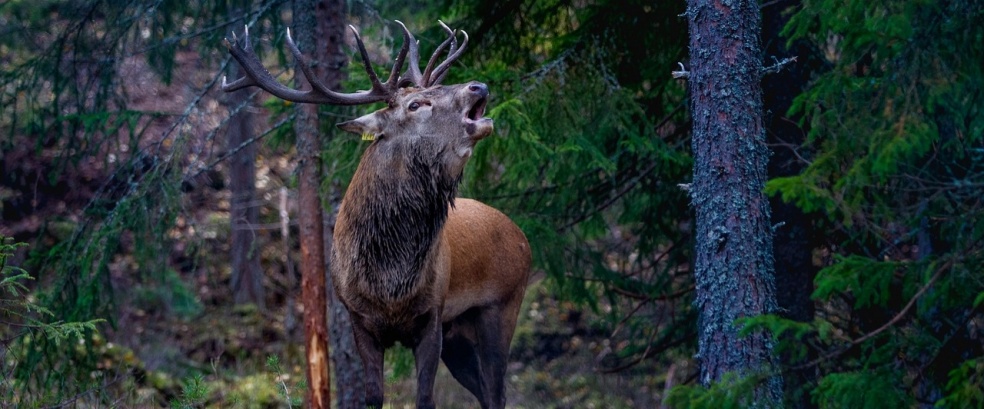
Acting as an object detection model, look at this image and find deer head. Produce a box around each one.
[221,21,491,173]
[337,81,491,187]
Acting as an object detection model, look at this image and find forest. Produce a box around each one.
[1,0,982,408]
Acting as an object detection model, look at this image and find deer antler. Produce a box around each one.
[396,20,469,88]
[221,24,409,105]
[222,21,469,103]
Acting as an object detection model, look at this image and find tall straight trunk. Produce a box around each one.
[685,0,782,405]
[761,0,815,329]
[307,0,367,407]
[226,62,264,308]
[292,0,330,407]
[761,1,818,407]
[324,198,365,408]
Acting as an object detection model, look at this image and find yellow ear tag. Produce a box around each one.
[361,132,375,141]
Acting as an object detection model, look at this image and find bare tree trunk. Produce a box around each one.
[308,0,367,407]
[226,60,264,309]
[292,0,331,407]
[324,197,365,408]
[761,1,819,407]
[685,0,783,405]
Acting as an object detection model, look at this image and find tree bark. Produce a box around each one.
[324,197,365,408]
[308,1,367,407]
[292,0,332,407]
[226,52,264,309]
[686,0,783,405]
[224,1,266,310]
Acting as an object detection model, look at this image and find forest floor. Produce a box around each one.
[50,243,670,407]
[108,277,671,408]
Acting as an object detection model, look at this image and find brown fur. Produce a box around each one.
[441,199,531,409]
[331,82,531,409]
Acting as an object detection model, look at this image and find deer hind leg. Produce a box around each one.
[439,305,514,409]
[477,288,526,409]
[442,299,521,409]
[441,309,487,406]
[475,304,511,409]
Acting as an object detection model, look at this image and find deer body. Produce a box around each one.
[223,21,530,409]
[331,83,530,409]
[336,191,530,409]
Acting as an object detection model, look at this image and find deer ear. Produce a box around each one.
[337,113,382,137]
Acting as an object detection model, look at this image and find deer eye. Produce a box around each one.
[408,102,421,111]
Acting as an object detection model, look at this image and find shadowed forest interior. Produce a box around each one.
[1,0,982,407]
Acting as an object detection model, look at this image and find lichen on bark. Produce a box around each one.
[686,0,783,405]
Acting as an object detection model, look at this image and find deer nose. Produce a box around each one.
[468,82,489,97]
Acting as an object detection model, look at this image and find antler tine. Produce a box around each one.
[222,25,395,106]
[444,21,459,59]
[346,24,416,101]
[386,21,412,89]
[347,25,385,91]
[395,20,423,87]
[421,22,457,86]
[223,25,313,98]
[284,28,341,99]
[221,26,264,93]
[429,28,469,86]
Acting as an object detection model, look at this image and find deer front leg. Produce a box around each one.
[412,310,443,409]
[350,319,385,409]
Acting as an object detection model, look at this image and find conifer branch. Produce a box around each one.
[673,57,797,81]
[761,56,797,76]
[792,257,951,371]
[671,62,689,79]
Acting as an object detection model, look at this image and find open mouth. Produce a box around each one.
[463,91,493,140]
[466,97,487,121]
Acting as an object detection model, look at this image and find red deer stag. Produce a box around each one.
[222,21,531,409]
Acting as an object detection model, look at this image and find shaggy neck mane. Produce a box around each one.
[346,144,461,301]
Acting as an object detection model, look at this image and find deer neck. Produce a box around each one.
[337,143,461,302]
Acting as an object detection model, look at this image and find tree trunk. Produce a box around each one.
[308,0,368,407]
[761,0,816,327]
[761,1,819,407]
[324,198,366,408]
[292,0,331,407]
[686,0,782,405]
[226,54,264,309]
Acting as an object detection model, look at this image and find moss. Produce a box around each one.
[223,374,285,409]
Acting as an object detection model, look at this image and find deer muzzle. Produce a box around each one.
[463,82,493,141]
